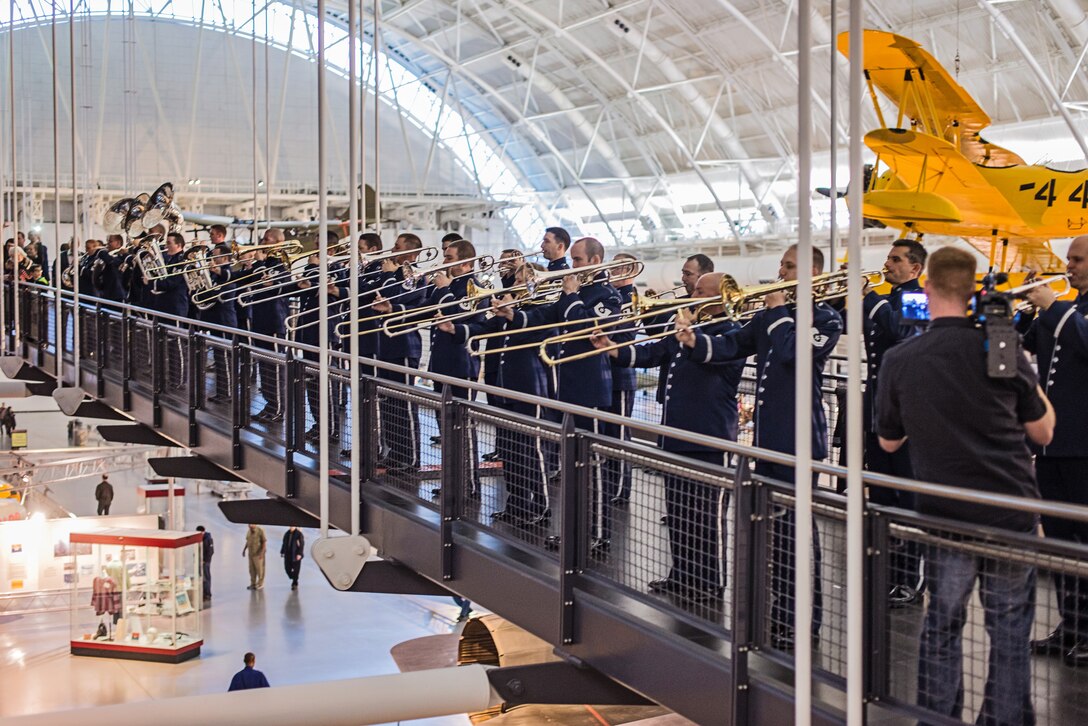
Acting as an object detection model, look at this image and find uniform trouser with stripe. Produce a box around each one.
[253,335,283,412]
[754,461,824,638]
[1037,456,1088,638]
[547,409,608,541]
[303,348,341,436]
[603,389,634,503]
[498,402,548,519]
[435,381,478,489]
[664,450,728,592]
[378,358,420,468]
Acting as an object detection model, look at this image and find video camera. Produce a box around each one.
[975,272,1019,379]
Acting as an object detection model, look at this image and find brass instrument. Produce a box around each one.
[380,279,497,337]
[1007,274,1071,314]
[402,255,495,290]
[190,242,306,307]
[181,245,217,310]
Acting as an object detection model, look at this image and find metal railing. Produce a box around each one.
[11,284,1088,726]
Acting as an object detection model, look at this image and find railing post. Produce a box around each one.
[94,304,106,398]
[867,508,889,708]
[284,352,300,499]
[731,454,755,726]
[187,329,201,448]
[748,479,771,653]
[231,338,245,470]
[151,321,163,429]
[439,386,460,582]
[558,413,586,646]
[360,376,380,483]
[120,308,132,411]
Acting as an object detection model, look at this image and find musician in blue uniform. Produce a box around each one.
[677,244,842,649]
[247,230,290,423]
[426,239,485,486]
[78,238,102,298]
[148,233,191,388]
[860,239,926,605]
[603,253,639,508]
[200,243,238,403]
[493,236,623,556]
[440,262,551,524]
[370,233,428,473]
[292,231,347,441]
[593,272,744,601]
[1023,234,1088,665]
[477,249,526,466]
[92,235,127,304]
[541,227,571,272]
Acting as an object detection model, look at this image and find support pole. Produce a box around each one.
[69,0,80,385]
[845,2,865,723]
[794,0,814,722]
[51,0,63,382]
[347,0,360,535]
[317,0,330,538]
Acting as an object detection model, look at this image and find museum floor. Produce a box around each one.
[0,403,469,724]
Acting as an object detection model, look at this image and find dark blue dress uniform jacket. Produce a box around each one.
[148,251,190,317]
[375,267,427,361]
[354,261,385,359]
[291,263,348,348]
[547,258,570,272]
[427,275,484,379]
[1023,292,1088,457]
[860,278,922,430]
[615,318,744,453]
[453,315,549,415]
[247,258,289,336]
[686,302,843,459]
[508,276,622,409]
[200,267,237,328]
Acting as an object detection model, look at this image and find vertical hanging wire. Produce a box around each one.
[372,0,380,234]
[794,0,815,721]
[347,0,360,535]
[827,0,837,270]
[352,0,369,508]
[0,6,7,350]
[317,0,330,538]
[251,0,259,242]
[69,0,80,386]
[263,6,270,235]
[51,0,64,382]
[845,0,865,722]
[9,0,19,353]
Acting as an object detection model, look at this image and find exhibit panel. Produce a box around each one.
[69,529,203,663]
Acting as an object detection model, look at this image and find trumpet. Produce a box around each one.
[1007,273,1071,314]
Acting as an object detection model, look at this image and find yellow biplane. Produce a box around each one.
[839,30,1088,272]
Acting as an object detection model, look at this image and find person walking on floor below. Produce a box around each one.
[243,524,267,590]
[95,474,114,515]
[228,652,270,691]
[281,526,304,590]
[196,525,214,602]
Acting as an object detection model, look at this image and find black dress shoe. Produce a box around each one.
[430,435,442,446]
[648,578,684,594]
[888,584,919,608]
[328,431,340,442]
[481,450,499,462]
[523,509,551,527]
[1065,641,1088,667]
[338,448,352,458]
[305,426,321,441]
[266,413,284,423]
[590,538,611,558]
[610,496,629,507]
[490,510,517,523]
[1033,629,1076,656]
[544,535,561,550]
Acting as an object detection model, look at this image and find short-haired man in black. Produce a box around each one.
[862,238,927,605]
[540,227,571,272]
[877,246,1054,725]
[440,232,462,250]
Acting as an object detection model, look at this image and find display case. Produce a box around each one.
[69,529,203,663]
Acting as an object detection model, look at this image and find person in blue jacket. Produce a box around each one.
[247,231,290,422]
[200,243,238,402]
[677,244,842,650]
[593,272,744,602]
[228,652,270,691]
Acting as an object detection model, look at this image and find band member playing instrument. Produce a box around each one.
[439,262,550,524]
[201,243,238,403]
[79,239,103,298]
[370,233,428,473]
[1023,234,1088,665]
[604,253,639,507]
[540,227,571,272]
[92,235,127,304]
[248,230,290,423]
[860,239,927,605]
[676,244,842,649]
[492,236,623,556]
[592,272,744,601]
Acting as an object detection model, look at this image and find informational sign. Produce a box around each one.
[10,430,27,449]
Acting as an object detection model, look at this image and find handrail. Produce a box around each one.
[21,284,1088,525]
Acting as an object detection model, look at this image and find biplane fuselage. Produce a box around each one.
[841,30,1087,271]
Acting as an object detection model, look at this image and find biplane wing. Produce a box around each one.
[839,30,1025,167]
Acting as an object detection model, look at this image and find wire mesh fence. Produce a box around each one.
[372,384,441,506]
[160,327,190,406]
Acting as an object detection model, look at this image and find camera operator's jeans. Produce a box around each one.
[917,545,1036,726]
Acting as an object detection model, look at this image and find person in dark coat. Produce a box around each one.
[94,474,114,515]
[280,527,305,590]
[196,525,214,602]
[228,652,270,691]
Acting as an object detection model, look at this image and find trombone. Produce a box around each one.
[402,255,495,290]
[332,271,492,337]
[190,243,305,307]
